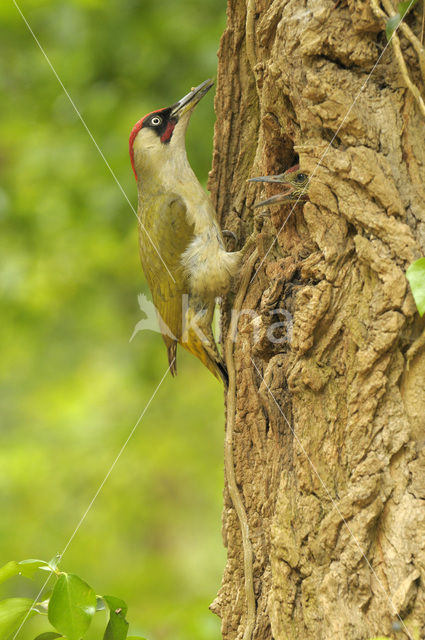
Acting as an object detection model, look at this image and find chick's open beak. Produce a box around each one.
[171,79,214,118]
[249,174,296,207]
[253,192,294,208]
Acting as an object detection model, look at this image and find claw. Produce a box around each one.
[222,229,238,243]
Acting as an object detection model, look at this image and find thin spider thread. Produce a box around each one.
[9,5,176,638]
[11,360,174,640]
[11,1,416,638]
[12,0,175,284]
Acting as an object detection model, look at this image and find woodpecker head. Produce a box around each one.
[249,165,309,207]
[129,79,214,182]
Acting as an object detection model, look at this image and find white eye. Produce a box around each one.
[151,116,162,126]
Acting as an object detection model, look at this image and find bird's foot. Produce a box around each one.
[222,229,238,251]
[222,229,238,242]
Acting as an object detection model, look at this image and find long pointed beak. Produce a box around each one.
[254,192,294,208]
[248,173,286,184]
[171,79,214,118]
[250,177,296,207]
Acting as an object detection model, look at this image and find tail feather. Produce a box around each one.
[162,330,226,383]
[161,299,227,384]
[182,334,228,385]
[167,342,178,376]
[179,299,227,383]
[215,358,229,386]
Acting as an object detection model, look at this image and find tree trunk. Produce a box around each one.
[208,1,425,639]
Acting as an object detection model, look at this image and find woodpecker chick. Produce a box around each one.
[249,164,309,207]
[130,79,241,384]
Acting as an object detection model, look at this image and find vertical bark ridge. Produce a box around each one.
[208,1,425,638]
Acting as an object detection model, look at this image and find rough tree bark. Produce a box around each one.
[208,1,425,639]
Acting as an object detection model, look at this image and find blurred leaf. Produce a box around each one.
[127,637,148,639]
[18,559,52,578]
[0,562,20,585]
[398,0,418,17]
[386,13,401,39]
[386,0,418,39]
[48,573,96,640]
[103,595,129,640]
[406,258,425,316]
[0,597,36,638]
[33,633,64,640]
[0,559,48,584]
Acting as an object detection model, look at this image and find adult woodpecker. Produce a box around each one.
[249,165,309,207]
[129,79,241,384]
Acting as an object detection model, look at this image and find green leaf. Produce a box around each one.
[386,0,418,39]
[126,637,148,640]
[0,562,20,585]
[0,598,36,638]
[398,0,418,18]
[407,257,425,316]
[18,559,51,579]
[0,559,51,585]
[103,596,129,640]
[386,13,401,40]
[33,633,64,640]
[47,574,96,640]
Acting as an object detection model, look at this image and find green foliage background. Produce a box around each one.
[0,1,227,638]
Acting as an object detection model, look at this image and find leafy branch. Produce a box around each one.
[0,558,146,640]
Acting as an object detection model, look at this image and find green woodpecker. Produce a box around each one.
[129,79,240,384]
[249,165,309,207]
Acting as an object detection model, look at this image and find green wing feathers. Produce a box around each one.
[138,193,227,383]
